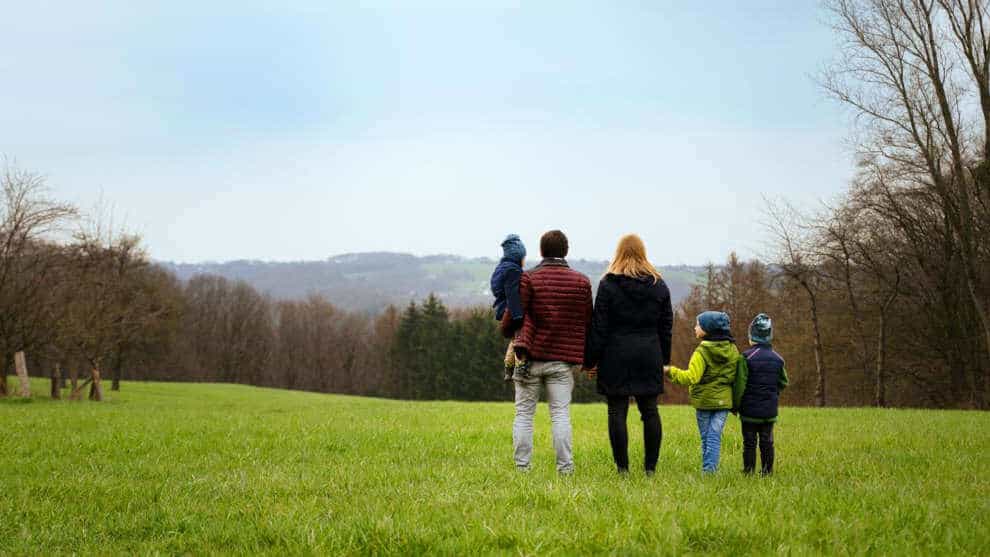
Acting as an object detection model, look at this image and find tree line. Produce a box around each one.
[0,154,984,407]
[680,0,990,410]
[0,169,586,403]
[773,0,990,408]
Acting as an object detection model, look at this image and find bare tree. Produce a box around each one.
[108,265,181,391]
[764,199,830,406]
[59,218,148,401]
[822,0,990,374]
[0,160,76,395]
[839,185,909,406]
[181,274,274,386]
[50,362,61,400]
[815,203,873,380]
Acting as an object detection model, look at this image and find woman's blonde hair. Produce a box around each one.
[606,234,662,283]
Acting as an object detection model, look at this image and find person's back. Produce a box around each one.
[692,340,740,410]
[588,273,672,395]
[667,311,739,473]
[585,234,673,476]
[512,259,592,364]
[490,234,525,323]
[733,313,789,475]
[490,258,522,318]
[503,230,592,475]
[739,344,786,419]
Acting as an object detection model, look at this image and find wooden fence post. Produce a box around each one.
[14,351,30,398]
[89,365,103,402]
[51,363,62,400]
[0,358,7,397]
[68,368,80,401]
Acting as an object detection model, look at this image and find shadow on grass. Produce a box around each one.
[0,396,37,405]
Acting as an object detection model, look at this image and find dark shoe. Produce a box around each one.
[645,469,656,477]
[617,467,629,476]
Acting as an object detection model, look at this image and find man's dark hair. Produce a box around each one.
[540,230,569,258]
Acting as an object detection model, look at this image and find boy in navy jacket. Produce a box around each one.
[490,234,529,382]
[732,313,789,475]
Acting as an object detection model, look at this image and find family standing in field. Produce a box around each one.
[491,230,789,476]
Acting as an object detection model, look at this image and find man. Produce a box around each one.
[502,230,593,474]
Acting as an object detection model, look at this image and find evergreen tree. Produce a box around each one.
[420,294,450,399]
[392,301,421,398]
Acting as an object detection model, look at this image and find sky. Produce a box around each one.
[0,1,852,264]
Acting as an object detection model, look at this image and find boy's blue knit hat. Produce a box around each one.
[697,311,730,336]
[501,234,526,263]
[749,313,773,344]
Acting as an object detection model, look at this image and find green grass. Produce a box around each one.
[2,381,988,555]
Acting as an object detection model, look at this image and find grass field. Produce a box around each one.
[2,381,988,555]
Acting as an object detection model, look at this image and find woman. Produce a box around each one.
[585,234,673,475]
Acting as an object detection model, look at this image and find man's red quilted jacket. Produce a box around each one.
[502,258,593,365]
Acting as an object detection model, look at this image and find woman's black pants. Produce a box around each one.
[606,395,662,472]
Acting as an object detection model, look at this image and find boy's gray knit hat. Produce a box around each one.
[697,311,730,335]
[749,313,773,344]
[501,234,526,263]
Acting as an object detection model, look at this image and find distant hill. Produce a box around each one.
[159,253,706,313]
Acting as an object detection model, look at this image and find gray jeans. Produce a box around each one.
[512,360,578,473]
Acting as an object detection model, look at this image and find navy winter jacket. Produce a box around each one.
[491,258,524,322]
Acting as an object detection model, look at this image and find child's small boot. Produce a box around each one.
[513,358,531,381]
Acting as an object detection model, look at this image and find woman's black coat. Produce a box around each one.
[585,274,673,397]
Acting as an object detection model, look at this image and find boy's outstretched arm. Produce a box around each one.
[668,350,705,386]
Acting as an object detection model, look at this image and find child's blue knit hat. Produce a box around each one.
[749,313,773,344]
[697,311,730,336]
[501,234,526,263]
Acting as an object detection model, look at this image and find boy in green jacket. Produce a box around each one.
[665,311,741,473]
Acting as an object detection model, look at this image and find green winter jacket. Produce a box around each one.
[668,340,741,410]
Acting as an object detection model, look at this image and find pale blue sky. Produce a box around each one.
[0,1,850,263]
